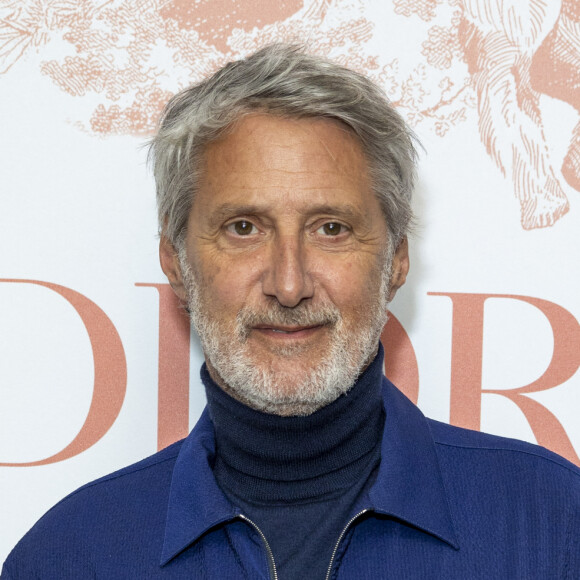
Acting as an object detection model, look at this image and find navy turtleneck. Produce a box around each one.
[202,344,386,580]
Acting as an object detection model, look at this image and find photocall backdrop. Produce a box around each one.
[1,0,579,561]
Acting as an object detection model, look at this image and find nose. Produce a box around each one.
[262,235,314,307]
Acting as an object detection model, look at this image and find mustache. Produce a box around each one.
[236,301,341,337]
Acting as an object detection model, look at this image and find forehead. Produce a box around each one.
[205,114,367,171]
[193,114,376,215]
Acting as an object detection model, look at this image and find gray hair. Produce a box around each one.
[150,44,418,250]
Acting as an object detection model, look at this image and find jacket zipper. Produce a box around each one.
[238,514,278,580]
[324,509,369,580]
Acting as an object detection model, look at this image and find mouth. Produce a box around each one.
[252,324,324,339]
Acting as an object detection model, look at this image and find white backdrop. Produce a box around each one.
[1,0,580,562]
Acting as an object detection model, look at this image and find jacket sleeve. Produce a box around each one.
[0,561,15,580]
[565,492,580,580]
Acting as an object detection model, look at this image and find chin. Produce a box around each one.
[210,354,362,417]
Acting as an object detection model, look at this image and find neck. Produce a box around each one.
[202,344,385,503]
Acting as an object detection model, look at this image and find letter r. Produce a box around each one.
[430,292,580,465]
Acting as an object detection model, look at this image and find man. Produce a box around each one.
[2,44,579,579]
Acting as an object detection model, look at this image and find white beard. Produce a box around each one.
[179,246,393,416]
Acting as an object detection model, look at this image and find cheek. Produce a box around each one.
[314,258,373,309]
[199,253,265,309]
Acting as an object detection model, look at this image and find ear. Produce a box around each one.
[159,234,187,302]
[388,237,409,302]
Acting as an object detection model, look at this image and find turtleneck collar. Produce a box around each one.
[202,344,385,503]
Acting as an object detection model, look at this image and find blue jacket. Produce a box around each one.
[3,378,580,579]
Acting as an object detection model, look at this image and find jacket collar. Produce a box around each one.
[370,377,459,549]
[160,408,237,565]
[161,373,459,565]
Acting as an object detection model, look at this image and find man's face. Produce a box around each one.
[162,114,408,415]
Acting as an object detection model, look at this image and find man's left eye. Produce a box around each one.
[318,222,346,236]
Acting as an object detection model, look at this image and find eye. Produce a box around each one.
[317,222,346,236]
[227,220,258,236]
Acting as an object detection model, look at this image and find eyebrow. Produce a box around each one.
[206,204,264,228]
[207,202,365,226]
[300,204,362,220]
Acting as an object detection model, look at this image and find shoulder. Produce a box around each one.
[426,418,580,575]
[383,375,580,481]
[74,438,184,494]
[36,437,182,518]
[429,418,578,470]
[52,438,184,512]
[427,418,580,496]
[2,440,185,578]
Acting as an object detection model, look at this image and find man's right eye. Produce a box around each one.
[227,220,258,236]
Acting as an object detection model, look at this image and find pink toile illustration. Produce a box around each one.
[0,0,578,229]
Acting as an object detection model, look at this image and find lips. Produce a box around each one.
[252,324,323,337]
[235,304,341,341]
[255,324,318,331]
